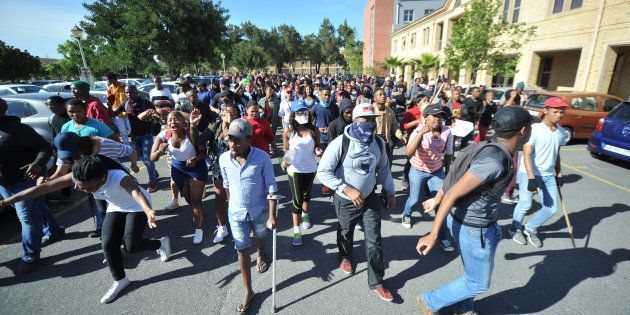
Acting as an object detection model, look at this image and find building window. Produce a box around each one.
[425,9,434,15]
[512,0,521,23]
[552,0,564,14]
[403,10,414,23]
[570,0,582,9]
[393,40,398,53]
[503,0,510,21]
[423,27,430,46]
[538,56,553,88]
[402,37,406,50]
[410,33,416,49]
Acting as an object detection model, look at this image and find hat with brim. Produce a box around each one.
[175,78,189,85]
[352,103,380,120]
[492,106,532,133]
[423,105,445,118]
[291,99,309,112]
[544,97,569,108]
[54,132,80,159]
[227,119,252,139]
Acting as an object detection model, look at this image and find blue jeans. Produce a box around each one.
[511,172,559,233]
[0,180,63,261]
[402,167,449,240]
[114,116,131,146]
[229,211,268,251]
[131,134,157,184]
[423,214,501,312]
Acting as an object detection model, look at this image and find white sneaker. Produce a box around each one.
[192,229,203,244]
[165,198,179,211]
[100,277,130,304]
[157,236,171,262]
[212,225,228,243]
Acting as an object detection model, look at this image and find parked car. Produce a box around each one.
[588,101,630,162]
[523,91,624,143]
[92,81,108,91]
[120,78,151,86]
[137,82,178,100]
[2,92,73,143]
[91,90,151,106]
[29,80,63,86]
[490,87,543,106]
[0,84,47,96]
[43,82,73,93]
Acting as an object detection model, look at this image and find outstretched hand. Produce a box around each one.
[190,108,202,127]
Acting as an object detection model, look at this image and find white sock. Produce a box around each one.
[293,226,300,234]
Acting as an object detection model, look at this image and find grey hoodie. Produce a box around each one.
[316,125,395,200]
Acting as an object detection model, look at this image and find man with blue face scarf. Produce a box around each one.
[317,103,396,303]
[310,87,339,149]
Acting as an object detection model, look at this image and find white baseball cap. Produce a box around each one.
[352,103,380,120]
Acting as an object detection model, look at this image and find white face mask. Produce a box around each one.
[295,115,309,125]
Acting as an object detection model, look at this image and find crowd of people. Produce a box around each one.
[0,71,569,313]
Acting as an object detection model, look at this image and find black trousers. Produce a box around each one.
[287,171,316,214]
[334,192,385,289]
[101,211,160,281]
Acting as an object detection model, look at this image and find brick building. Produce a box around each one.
[390,0,630,99]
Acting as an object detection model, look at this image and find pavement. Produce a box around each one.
[1,139,629,314]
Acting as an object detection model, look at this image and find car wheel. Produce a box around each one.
[563,126,573,144]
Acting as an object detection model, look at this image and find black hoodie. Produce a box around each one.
[328,98,354,141]
[0,115,52,185]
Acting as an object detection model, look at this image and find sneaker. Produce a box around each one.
[301,214,312,230]
[339,259,352,274]
[192,229,203,245]
[416,295,438,315]
[439,239,455,252]
[164,198,179,211]
[157,236,171,262]
[293,232,302,246]
[524,228,542,248]
[373,287,394,302]
[41,227,66,247]
[401,215,411,229]
[16,257,39,275]
[88,229,101,238]
[100,277,130,304]
[401,180,409,192]
[212,225,228,243]
[322,185,331,195]
[509,228,527,245]
[501,195,519,204]
[146,183,157,193]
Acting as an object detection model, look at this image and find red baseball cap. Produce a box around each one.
[544,97,569,108]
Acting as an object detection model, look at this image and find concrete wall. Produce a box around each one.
[363,0,394,76]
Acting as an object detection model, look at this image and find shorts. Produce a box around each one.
[229,211,268,251]
[171,158,208,192]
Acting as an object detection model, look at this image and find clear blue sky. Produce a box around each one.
[0,0,365,59]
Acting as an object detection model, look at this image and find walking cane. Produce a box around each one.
[268,194,283,313]
[558,189,576,248]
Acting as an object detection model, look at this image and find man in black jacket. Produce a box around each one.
[328,98,354,140]
[0,98,64,274]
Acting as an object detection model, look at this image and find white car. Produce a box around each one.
[0,84,47,96]
[43,82,73,93]
[120,78,151,86]
[137,82,179,100]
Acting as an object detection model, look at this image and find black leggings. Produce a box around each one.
[287,171,316,214]
[101,211,160,281]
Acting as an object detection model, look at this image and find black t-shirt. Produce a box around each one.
[124,98,156,136]
[461,97,483,122]
[49,114,70,137]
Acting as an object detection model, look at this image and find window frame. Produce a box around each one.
[403,9,414,23]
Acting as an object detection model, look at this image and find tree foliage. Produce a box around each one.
[381,55,405,74]
[231,41,268,72]
[318,18,339,73]
[337,20,363,74]
[445,0,535,82]
[410,53,440,78]
[0,41,42,82]
[302,34,323,74]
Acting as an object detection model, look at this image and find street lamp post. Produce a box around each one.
[70,25,93,85]
[339,47,345,75]
[220,53,226,75]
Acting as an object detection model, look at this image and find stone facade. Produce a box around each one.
[390,0,630,99]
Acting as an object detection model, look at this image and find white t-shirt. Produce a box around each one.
[278,100,293,125]
[157,130,196,161]
[74,169,151,213]
[518,122,566,176]
[149,87,174,107]
[287,131,318,174]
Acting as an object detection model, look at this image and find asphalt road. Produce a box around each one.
[1,139,629,314]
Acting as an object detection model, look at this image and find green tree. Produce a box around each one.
[445,0,535,85]
[381,55,405,74]
[0,41,42,82]
[317,18,338,74]
[411,53,440,78]
[337,20,363,74]
[278,24,302,72]
[231,41,268,72]
[302,34,322,74]
[82,0,228,74]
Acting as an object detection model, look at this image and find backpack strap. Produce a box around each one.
[335,134,350,173]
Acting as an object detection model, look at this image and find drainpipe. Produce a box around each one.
[581,0,606,91]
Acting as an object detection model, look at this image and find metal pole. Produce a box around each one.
[222,58,226,75]
[76,38,88,71]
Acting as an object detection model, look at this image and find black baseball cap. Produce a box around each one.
[492,106,532,133]
[423,105,445,118]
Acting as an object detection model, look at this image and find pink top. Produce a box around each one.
[409,124,453,173]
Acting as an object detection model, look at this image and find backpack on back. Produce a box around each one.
[335,134,385,173]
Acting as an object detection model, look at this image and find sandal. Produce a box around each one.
[236,294,255,313]
[256,254,269,273]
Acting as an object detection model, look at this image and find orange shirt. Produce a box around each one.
[107,82,128,116]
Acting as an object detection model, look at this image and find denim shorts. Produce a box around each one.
[229,211,268,251]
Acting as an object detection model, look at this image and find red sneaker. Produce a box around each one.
[322,185,331,195]
[339,259,352,274]
[374,287,393,302]
[147,183,156,193]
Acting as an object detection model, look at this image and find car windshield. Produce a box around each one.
[13,85,44,94]
[525,94,553,108]
[607,102,630,120]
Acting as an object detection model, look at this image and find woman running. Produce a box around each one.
[0,155,170,304]
[281,99,322,246]
[150,111,207,244]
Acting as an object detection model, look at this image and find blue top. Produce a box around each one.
[60,118,113,138]
[219,146,278,221]
[197,90,212,105]
[310,102,339,144]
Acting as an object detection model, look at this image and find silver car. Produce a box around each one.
[0,84,47,96]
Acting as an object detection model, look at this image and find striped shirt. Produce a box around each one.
[57,137,134,166]
[409,124,453,173]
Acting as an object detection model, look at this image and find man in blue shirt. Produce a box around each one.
[219,118,278,313]
[61,98,115,139]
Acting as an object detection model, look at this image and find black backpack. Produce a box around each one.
[441,139,513,198]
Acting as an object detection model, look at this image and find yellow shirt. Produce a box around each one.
[107,82,128,117]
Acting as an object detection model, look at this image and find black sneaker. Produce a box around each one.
[16,257,39,275]
[42,227,66,247]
